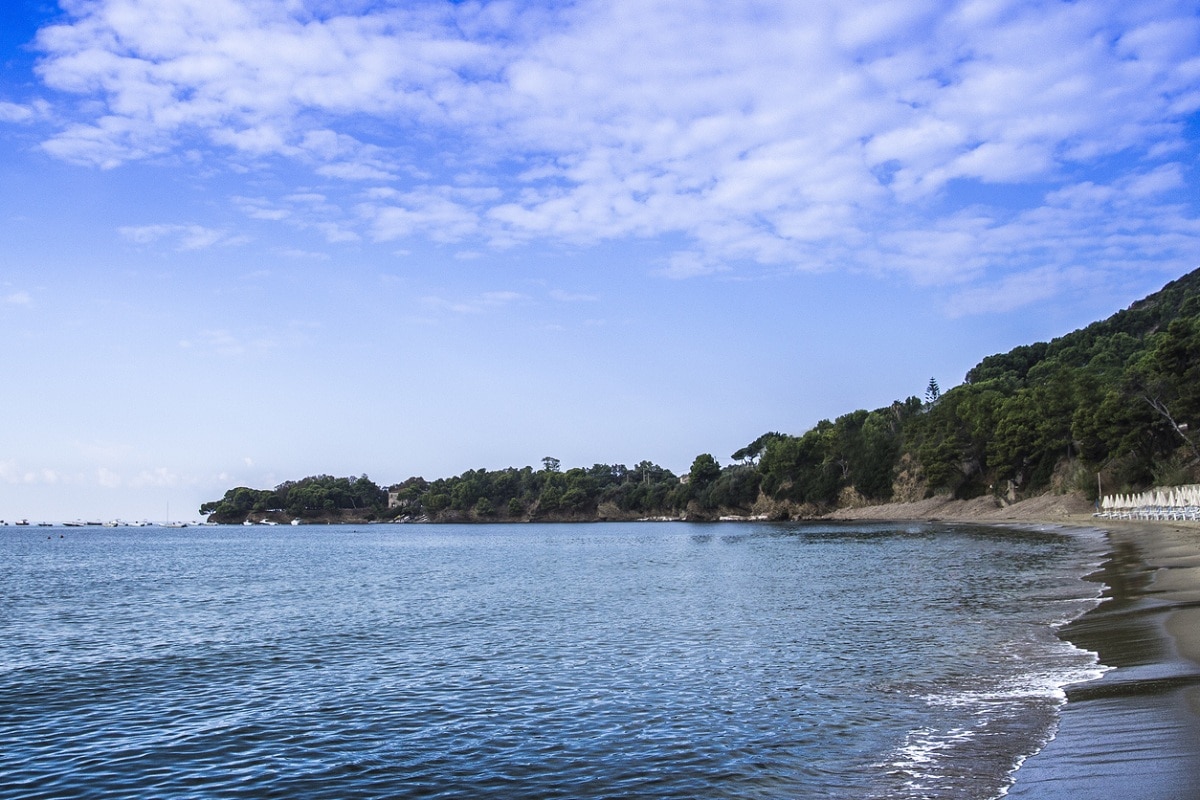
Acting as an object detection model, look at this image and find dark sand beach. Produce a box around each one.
[830,495,1200,799]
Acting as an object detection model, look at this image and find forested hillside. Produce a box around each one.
[202,269,1200,523]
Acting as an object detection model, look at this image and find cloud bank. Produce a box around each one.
[24,0,1200,308]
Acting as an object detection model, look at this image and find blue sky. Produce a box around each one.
[2,0,1199,522]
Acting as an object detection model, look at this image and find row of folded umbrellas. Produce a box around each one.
[1097,484,1200,518]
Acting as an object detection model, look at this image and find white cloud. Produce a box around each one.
[118,223,247,250]
[364,189,481,242]
[128,468,182,488]
[421,290,527,314]
[179,328,261,357]
[233,195,290,221]
[0,461,62,485]
[481,290,524,305]
[277,247,329,260]
[179,321,314,356]
[316,161,394,181]
[1122,163,1186,198]
[234,193,361,242]
[97,468,122,488]
[945,265,1081,318]
[549,289,599,302]
[0,100,49,123]
[655,251,728,280]
[3,291,32,306]
[26,0,1200,302]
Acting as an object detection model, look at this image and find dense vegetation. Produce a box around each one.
[203,269,1200,523]
[200,475,387,521]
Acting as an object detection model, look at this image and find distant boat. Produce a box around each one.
[63,521,84,527]
[15,519,29,526]
[291,519,301,526]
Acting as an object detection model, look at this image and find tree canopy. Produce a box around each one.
[203,269,1200,523]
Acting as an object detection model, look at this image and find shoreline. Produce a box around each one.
[27,497,1200,796]
[1007,518,1200,798]
[831,494,1200,798]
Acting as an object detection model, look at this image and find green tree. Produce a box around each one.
[1128,315,1200,463]
[925,377,941,404]
[424,493,450,514]
[688,453,721,487]
[732,432,784,464]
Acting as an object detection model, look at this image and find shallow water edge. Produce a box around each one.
[1008,522,1200,799]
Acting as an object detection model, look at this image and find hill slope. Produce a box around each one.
[203,268,1200,522]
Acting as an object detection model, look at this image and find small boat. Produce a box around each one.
[63,521,84,527]
[15,519,29,526]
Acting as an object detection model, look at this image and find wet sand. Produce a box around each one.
[1006,520,1200,799]
[830,496,1200,799]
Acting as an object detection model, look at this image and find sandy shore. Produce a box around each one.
[830,494,1200,798]
[822,490,1099,523]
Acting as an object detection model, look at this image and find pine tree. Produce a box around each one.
[925,377,941,404]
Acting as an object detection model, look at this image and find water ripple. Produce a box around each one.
[0,523,1105,799]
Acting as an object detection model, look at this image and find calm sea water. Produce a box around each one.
[0,522,1107,799]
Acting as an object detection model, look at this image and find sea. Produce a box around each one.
[0,521,1109,800]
